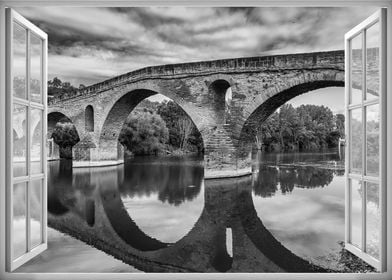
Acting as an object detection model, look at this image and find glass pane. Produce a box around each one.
[350,179,363,248]
[13,182,27,260]
[31,109,42,174]
[366,104,379,176]
[366,182,380,259]
[30,180,42,249]
[366,21,380,101]
[13,105,27,177]
[30,34,42,103]
[13,23,27,99]
[350,109,362,173]
[351,33,363,105]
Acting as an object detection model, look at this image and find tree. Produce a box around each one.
[255,104,345,152]
[157,100,203,153]
[178,117,193,150]
[51,119,80,159]
[335,114,345,137]
[278,104,299,150]
[51,77,62,88]
[119,111,169,155]
[48,78,78,98]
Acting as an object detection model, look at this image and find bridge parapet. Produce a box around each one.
[48,50,344,105]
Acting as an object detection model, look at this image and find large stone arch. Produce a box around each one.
[95,82,206,163]
[237,78,345,148]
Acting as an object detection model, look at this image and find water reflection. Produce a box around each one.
[252,149,346,262]
[253,165,335,197]
[121,155,204,206]
[46,149,349,272]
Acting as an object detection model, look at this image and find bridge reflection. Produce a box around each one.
[47,160,327,272]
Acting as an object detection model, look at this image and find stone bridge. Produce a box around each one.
[46,160,327,272]
[47,49,378,177]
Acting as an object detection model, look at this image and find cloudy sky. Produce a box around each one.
[17,6,378,87]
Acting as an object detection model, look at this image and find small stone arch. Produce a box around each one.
[208,79,232,124]
[48,111,80,159]
[85,105,94,132]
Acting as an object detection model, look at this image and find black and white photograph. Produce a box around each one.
[0,1,391,278]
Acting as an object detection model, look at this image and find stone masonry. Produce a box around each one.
[48,49,378,177]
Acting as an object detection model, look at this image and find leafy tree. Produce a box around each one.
[51,118,80,159]
[48,77,78,98]
[50,77,62,88]
[157,100,203,153]
[119,111,169,155]
[336,114,345,136]
[257,104,345,152]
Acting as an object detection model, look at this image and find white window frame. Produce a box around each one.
[344,9,387,271]
[5,8,48,272]
[0,1,391,280]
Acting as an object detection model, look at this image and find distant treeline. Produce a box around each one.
[255,104,345,151]
[48,77,85,98]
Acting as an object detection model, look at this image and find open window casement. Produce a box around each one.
[1,4,390,277]
[5,8,48,271]
[344,8,387,271]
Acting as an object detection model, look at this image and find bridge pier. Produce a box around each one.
[203,125,252,179]
[204,148,252,179]
[73,136,124,167]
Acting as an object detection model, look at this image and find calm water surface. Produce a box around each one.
[251,150,345,261]
[44,149,346,271]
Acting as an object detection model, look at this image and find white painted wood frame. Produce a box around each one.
[0,1,391,280]
[5,8,48,272]
[344,9,387,271]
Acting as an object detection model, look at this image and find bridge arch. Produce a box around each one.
[48,111,81,158]
[85,105,94,132]
[238,79,344,147]
[97,86,205,162]
[208,79,232,124]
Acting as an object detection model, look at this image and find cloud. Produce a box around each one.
[17,6,378,87]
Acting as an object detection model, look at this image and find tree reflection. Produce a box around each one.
[253,165,334,197]
[120,156,204,206]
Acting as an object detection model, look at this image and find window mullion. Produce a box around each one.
[26,29,31,253]
[361,29,367,253]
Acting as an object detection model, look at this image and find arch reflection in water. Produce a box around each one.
[119,155,204,243]
[47,157,330,272]
[251,150,346,264]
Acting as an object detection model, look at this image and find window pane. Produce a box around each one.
[350,109,362,173]
[351,33,363,105]
[30,34,42,103]
[13,23,27,99]
[13,182,27,260]
[350,179,363,248]
[30,180,42,249]
[366,104,379,176]
[366,22,380,101]
[13,105,27,177]
[366,182,380,260]
[31,109,42,174]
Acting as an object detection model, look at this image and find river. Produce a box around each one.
[18,149,352,272]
